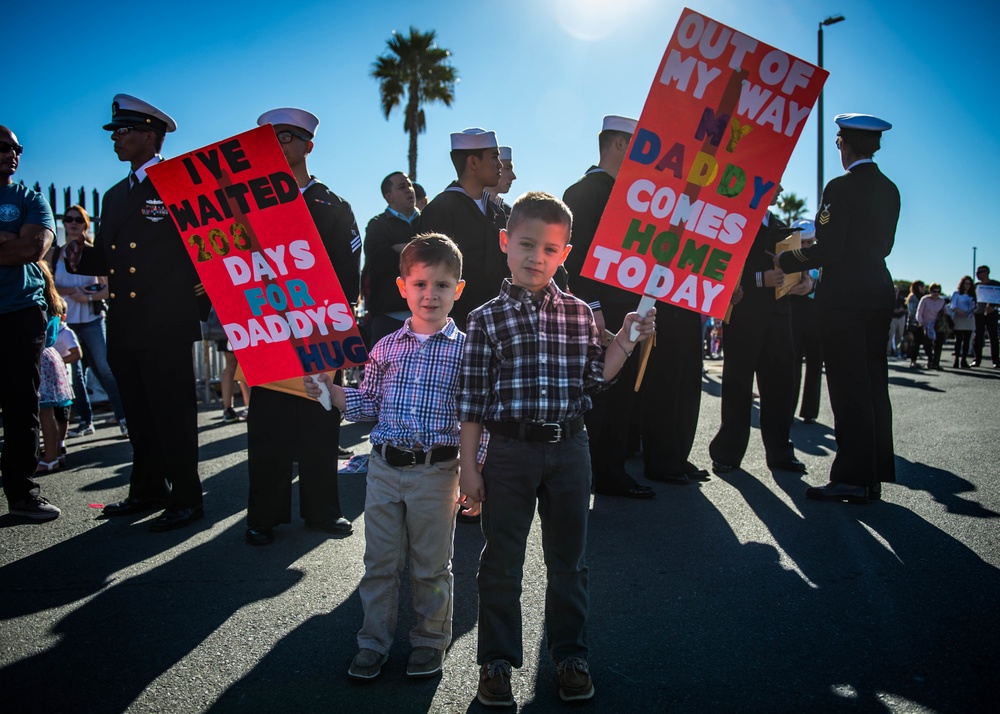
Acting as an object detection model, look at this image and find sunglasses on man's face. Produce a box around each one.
[276,130,311,144]
[0,140,24,155]
[63,216,86,224]
[111,126,154,140]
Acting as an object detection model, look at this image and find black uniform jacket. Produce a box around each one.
[732,213,797,319]
[779,162,899,311]
[420,182,507,327]
[363,208,420,316]
[303,181,360,304]
[76,175,205,351]
[562,167,637,322]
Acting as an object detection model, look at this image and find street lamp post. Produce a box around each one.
[818,14,845,206]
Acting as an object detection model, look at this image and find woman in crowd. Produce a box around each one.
[53,205,127,437]
[906,280,926,368]
[916,283,947,370]
[950,276,976,369]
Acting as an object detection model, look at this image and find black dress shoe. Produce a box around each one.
[623,484,656,499]
[102,497,165,517]
[768,458,808,473]
[868,484,882,501]
[306,517,353,535]
[245,527,274,545]
[682,462,710,481]
[711,460,737,474]
[644,472,690,485]
[149,505,205,531]
[801,417,817,425]
[805,482,869,504]
[595,483,658,497]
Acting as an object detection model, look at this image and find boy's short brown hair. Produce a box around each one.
[399,233,463,281]
[506,191,573,240]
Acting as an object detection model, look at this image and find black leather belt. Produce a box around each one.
[485,417,586,444]
[372,443,458,467]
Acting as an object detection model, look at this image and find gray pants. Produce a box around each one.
[357,451,460,654]
[477,430,591,667]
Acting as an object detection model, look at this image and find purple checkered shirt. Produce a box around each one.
[458,279,612,424]
[343,318,465,450]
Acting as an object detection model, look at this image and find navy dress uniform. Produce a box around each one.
[420,129,509,331]
[563,115,657,498]
[778,113,900,503]
[245,108,361,544]
[709,212,803,472]
[74,94,209,528]
[788,219,824,423]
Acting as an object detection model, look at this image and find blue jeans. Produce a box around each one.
[477,430,591,668]
[69,317,125,422]
[70,358,91,423]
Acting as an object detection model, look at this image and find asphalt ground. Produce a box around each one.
[1,357,998,713]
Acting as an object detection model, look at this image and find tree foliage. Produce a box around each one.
[776,191,808,224]
[371,27,457,182]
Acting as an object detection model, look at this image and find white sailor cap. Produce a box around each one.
[103,94,176,133]
[499,146,512,161]
[791,218,816,241]
[834,113,892,132]
[257,108,320,138]
[602,115,637,134]
[450,128,498,150]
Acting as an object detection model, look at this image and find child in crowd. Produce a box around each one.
[457,191,656,706]
[36,260,79,473]
[306,233,473,682]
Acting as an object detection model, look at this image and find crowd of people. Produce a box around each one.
[897,269,999,370]
[8,97,989,703]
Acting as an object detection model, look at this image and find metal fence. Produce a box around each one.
[34,180,228,405]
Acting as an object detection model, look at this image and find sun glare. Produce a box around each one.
[553,0,659,41]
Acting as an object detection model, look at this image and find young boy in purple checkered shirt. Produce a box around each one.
[307,233,473,682]
[457,191,656,706]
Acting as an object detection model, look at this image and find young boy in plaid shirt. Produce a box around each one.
[307,234,473,681]
[457,191,656,705]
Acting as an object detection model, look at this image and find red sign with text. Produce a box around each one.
[147,126,367,386]
[582,8,827,318]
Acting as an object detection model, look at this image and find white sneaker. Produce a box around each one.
[69,422,95,437]
[9,495,61,521]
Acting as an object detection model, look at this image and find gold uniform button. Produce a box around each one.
[130,242,136,249]
[129,267,136,273]
[110,293,116,299]
[111,244,116,250]
[109,268,115,275]
[130,292,136,298]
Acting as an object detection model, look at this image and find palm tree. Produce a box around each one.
[776,191,808,223]
[371,27,458,182]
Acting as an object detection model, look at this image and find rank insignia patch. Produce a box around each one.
[818,203,832,225]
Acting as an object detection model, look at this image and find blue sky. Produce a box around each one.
[7,0,998,290]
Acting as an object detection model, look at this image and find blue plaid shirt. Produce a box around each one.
[343,318,465,450]
[458,279,612,424]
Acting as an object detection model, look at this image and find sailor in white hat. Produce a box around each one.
[67,92,209,530]
[777,112,900,504]
[245,107,361,545]
[419,127,504,329]
[561,114,661,498]
[485,145,516,227]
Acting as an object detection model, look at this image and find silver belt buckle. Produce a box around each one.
[543,422,562,443]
